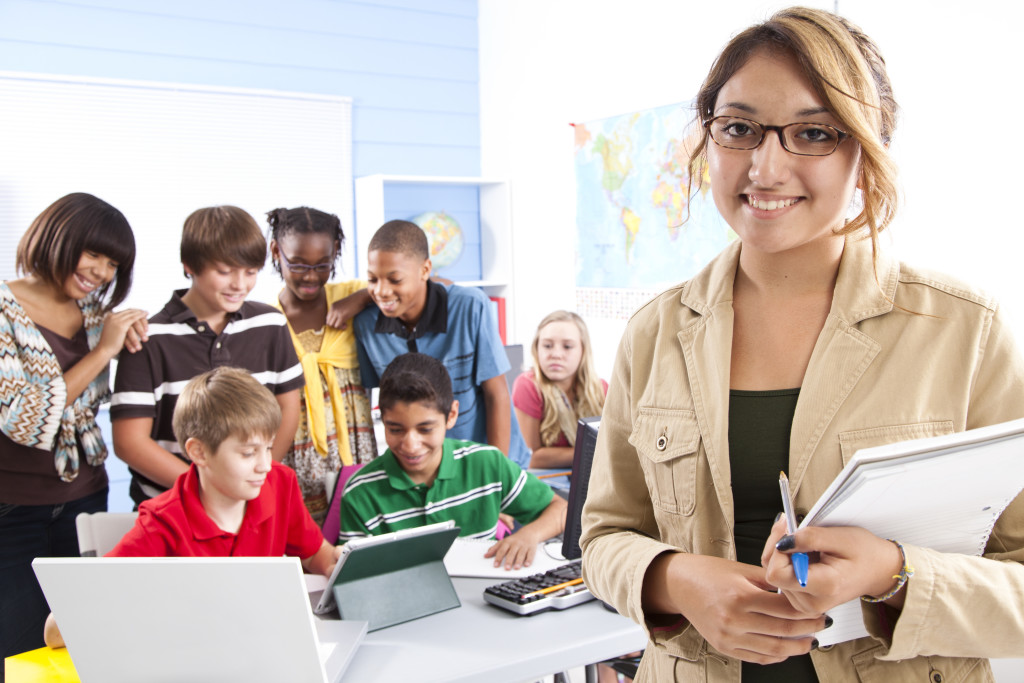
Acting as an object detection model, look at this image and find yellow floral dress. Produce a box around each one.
[277,282,378,526]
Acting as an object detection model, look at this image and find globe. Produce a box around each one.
[411,211,464,269]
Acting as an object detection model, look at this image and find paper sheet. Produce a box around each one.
[443,537,570,578]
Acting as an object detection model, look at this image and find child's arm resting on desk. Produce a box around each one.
[485,495,567,570]
[302,539,343,578]
[44,612,65,649]
[512,374,574,469]
[515,409,574,469]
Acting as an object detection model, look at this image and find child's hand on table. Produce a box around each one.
[484,529,541,571]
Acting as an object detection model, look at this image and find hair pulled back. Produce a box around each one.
[266,206,345,278]
[688,7,899,259]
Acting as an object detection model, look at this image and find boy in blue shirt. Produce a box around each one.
[340,353,565,570]
[353,219,530,467]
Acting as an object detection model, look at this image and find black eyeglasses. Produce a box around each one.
[704,116,849,156]
[278,250,333,275]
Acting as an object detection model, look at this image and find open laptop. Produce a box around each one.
[33,556,366,683]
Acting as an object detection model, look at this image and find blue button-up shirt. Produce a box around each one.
[354,282,530,467]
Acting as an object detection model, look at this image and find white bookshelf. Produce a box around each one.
[354,174,516,341]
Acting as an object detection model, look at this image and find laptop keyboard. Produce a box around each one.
[482,559,594,615]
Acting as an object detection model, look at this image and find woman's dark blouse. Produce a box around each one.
[0,325,107,504]
[728,388,817,683]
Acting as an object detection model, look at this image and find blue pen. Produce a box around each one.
[778,471,809,587]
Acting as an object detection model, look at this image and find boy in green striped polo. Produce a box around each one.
[339,352,566,570]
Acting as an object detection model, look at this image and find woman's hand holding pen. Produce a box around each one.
[761,517,908,614]
[642,553,824,664]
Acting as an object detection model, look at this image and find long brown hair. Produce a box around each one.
[687,7,899,265]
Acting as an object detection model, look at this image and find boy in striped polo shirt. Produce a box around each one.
[340,353,565,570]
[111,206,304,506]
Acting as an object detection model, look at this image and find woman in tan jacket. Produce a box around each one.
[580,7,1024,682]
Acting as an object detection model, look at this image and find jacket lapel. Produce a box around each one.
[673,237,901,511]
[789,236,899,491]
[678,241,741,523]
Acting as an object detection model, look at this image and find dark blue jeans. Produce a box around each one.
[0,487,107,659]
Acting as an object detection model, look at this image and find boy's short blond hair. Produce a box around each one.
[180,205,267,274]
[172,367,281,454]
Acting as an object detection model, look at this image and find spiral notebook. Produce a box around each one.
[803,418,1024,645]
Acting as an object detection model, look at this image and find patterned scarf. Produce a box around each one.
[0,283,109,481]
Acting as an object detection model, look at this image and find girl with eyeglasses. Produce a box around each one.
[580,7,1024,682]
[267,207,378,527]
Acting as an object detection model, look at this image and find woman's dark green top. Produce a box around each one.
[728,388,818,683]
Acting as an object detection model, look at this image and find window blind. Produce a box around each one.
[0,72,353,311]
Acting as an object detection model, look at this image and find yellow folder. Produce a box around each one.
[5,646,80,683]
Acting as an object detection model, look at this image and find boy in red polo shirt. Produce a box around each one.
[45,367,338,648]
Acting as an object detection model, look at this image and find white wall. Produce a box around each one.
[480,0,1024,377]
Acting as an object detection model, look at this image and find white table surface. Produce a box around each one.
[313,576,646,683]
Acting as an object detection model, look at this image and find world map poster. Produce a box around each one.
[574,101,734,292]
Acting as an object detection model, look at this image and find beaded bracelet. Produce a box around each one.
[862,539,914,603]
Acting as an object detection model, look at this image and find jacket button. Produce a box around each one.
[931,672,943,683]
[656,435,668,451]
[818,644,833,651]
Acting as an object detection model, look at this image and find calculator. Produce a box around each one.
[482,559,595,615]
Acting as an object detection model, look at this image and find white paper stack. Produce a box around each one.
[802,418,1024,645]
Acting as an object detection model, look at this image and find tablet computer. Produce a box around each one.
[314,520,458,616]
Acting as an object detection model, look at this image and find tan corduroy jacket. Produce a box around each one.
[580,237,1024,682]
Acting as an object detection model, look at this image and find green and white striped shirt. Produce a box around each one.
[338,438,554,543]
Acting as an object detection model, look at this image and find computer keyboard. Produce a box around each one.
[483,559,595,615]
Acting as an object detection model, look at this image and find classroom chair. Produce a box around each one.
[75,512,138,557]
[321,464,364,543]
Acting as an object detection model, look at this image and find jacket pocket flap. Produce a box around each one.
[629,408,701,463]
[838,421,954,465]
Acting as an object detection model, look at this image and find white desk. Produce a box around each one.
[312,577,646,683]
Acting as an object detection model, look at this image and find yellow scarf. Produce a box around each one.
[275,282,364,465]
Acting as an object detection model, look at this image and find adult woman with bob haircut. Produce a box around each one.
[580,7,1024,682]
[1,193,148,658]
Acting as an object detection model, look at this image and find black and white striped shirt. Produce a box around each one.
[111,290,303,504]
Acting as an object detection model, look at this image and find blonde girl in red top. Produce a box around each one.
[512,311,607,468]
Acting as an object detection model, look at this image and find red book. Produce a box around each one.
[489,296,507,345]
